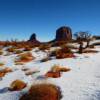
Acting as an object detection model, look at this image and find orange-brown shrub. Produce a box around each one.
[20,83,62,100]
[52,41,67,47]
[6,47,17,52]
[56,46,75,59]
[45,71,61,78]
[58,67,71,72]
[0,50,3,55]
[0,72,5,78]
[15,52,35,63]
[9,79,27,91]
[39,44,51,51]
[89,45,95,48]
[15,50,23,54]
[0,63,4,66]
[23,46,33,51]
[2,67,12,73]
[0,67,12,78]
[51,65,71,72]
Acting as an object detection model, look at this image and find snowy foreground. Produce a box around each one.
[0,46,100,100]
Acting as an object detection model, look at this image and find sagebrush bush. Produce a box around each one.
[20,83,62,100]
[7,47,17,52]
[45,71,61,78]
[9,79,27,91]
[83,49,98,53]
[51,65,71,72]
[0,50,3,55]
[39,44,51,51]
[56,46,75,59]
[23,46,33,51]
[0,72,5,78]
[52,41,67,47]
[15,52,34,63]
[0,63,4,66]
[19,52,33,60]
[0,67,12,78]
[89,45,95,48]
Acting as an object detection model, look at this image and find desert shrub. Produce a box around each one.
[6,47,17,52]
[0,67,12,78]
[15,62,24,65]
[83,49,98,53]
[25,70,40,76]
[9,79,27,91]
[0,63,4,66]
[45,71,61,78]
[56,46,75,59]
[2,67,12,73]
[60,45,72,53]
[52,41,67,47]
[23,46,33,51]
[50,49,60,57]
[15,50,23,54]
[51,65,71,72]
[67,44,78,49]
[0,50,3,55]
[89,45,95,48]
[39,44,51,51]
[15,52,35,63]
[0,72,5,78]
[20,83,62,100]
[40,57,51,62]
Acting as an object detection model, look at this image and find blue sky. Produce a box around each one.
[0,0,100,42]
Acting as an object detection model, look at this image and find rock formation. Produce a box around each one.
[55,26,72,41]
[28,33,40,44]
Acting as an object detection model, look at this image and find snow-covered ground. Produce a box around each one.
[0,44,100,100]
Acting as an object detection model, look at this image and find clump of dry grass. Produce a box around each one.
[52,41,67,47]
[0,50,3,55]
[45,65,71,78]
[6,47,17,53]
[56,45,75,59]
[51,65,71,72]
[15,52,35,63]
[14,50,23,54]
[83,49,98,53]
[0,62,4,67]
[0,67,12,78]
[20,83,62,100]
[23,46,33,51]
[9,79,27,91]
[39,44,51,51]
[45,71,61,78]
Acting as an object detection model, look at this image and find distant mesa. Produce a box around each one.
[28,26,72,44]
[28,33,41,44]
[55,26,72,41]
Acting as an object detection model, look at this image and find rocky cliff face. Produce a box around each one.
[55,26,72,41]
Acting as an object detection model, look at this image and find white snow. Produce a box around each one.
[0,44,100,100]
